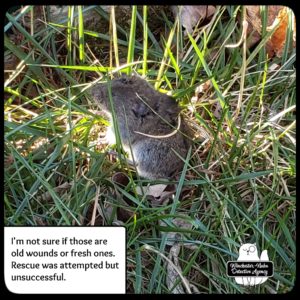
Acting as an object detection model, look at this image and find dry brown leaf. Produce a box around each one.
[267,7,293,57]
[172,5,216,33]
[245,6,295,57]
[246,6,284,30]
[111,172,130,187]
[166,244,185,294]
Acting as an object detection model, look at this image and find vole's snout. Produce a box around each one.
[90,85,99,99]
[90,84,107,106]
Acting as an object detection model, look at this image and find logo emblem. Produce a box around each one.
[227,243,273,286]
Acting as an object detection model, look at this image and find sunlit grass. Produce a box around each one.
[4,5,295,294]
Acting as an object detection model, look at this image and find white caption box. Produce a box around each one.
[5,227,126,294]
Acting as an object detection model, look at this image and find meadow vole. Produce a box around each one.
[90,75,191,179]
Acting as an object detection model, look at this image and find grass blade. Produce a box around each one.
[78,5,85,63]
[127,5,137,75]
[142,6,148,76]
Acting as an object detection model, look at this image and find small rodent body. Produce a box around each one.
[91,75,190,179]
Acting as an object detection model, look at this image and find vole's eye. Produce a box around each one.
[132,102,150,118]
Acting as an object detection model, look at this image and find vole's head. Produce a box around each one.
[90,75,181,122]
[90,75,138,108]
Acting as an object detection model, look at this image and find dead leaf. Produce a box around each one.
[267,7,293,57]
[136,184,167,198]
[188,80,212,113]
[167,244,185,294]
[172,5,216,33]
[268,63,280,71]
[160,215,192,246]
[213,101,222,119]
[245,6,296,57]
[143,244,192,293]
[211,260,220,277]
[37,181,73,203]
[33,216,48,226]
[136,183,176,207]
[112,172,130,188]
[84,199,117,226]
[4,154,14,168]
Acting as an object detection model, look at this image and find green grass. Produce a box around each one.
[4,5,295,294]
